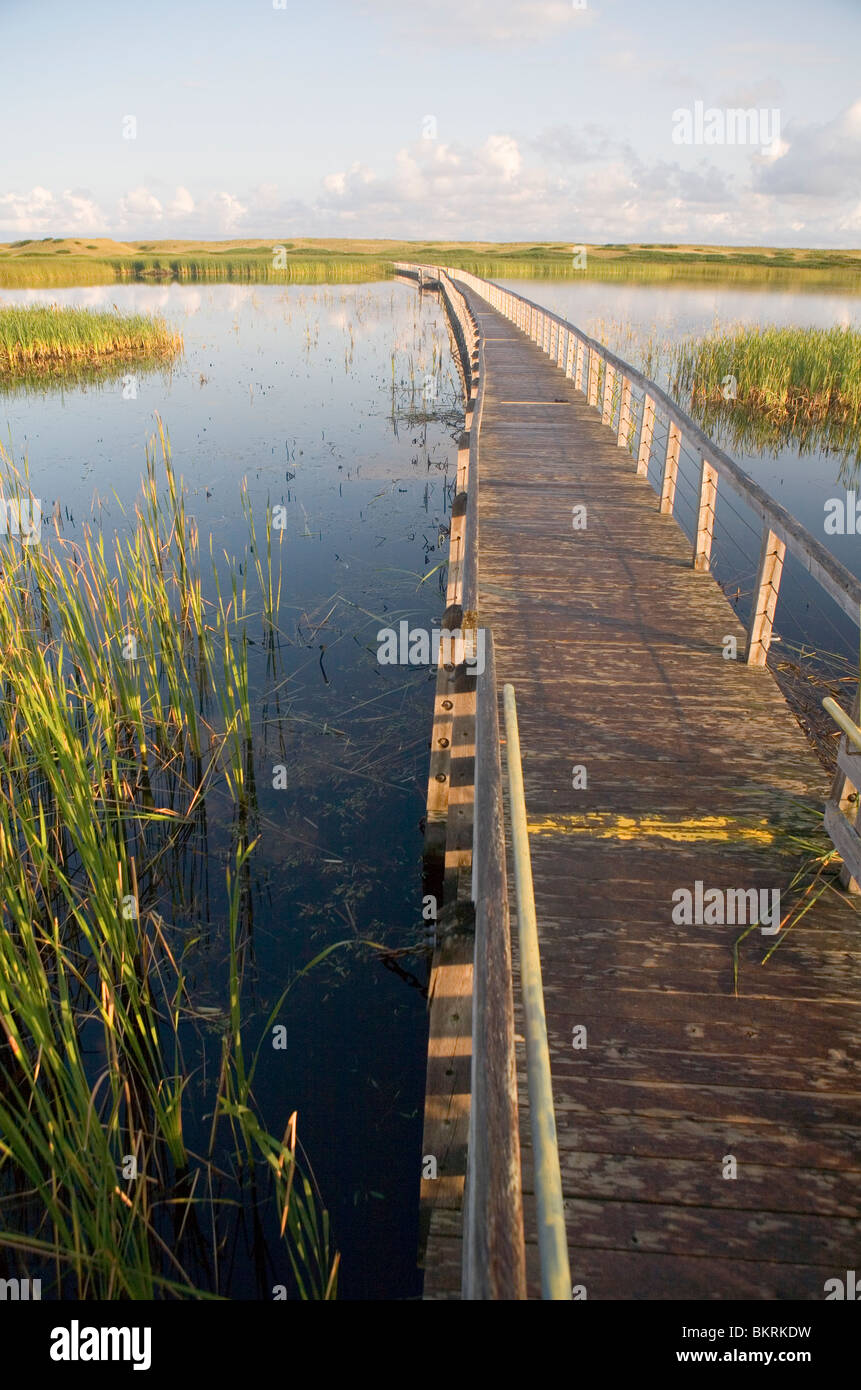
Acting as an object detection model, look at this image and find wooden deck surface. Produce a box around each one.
[423,286,861,1300]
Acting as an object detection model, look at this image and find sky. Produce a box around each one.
[1,0,859,246]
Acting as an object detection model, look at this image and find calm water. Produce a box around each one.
[0,279,462,1300]
[499,278,861,662]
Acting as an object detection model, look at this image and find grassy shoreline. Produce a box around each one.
[2,237,860,288]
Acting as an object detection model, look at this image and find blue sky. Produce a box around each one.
[2,0,859,245]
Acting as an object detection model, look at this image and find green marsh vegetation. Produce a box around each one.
[0,304,183,378]
[0,429,338,1299]
[670,324,861,463]
[3,237,860,289]
[586,316,861,462]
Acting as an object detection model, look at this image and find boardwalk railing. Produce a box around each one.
[398,262,861,654]
[465,631,526,1299]
[823,696,861,890]
[501,681,571,1301]
[465,635,571,1299]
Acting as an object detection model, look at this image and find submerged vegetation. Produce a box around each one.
[0,432,338,1298]
[0,304,183,377]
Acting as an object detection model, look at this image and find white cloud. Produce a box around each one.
[359,0,593,43]
[118,187,164,224]
[322,164,376,200]
[209,192,247,232]
[484,134,521,182]
[754,98,861,198]
[3,101,860,247]
[168,186,195,216]
[0,186,107,237]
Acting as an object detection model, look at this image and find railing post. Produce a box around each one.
[602,362,615,427]
[587,349,600,408]
[660,421,681,514]
[747,528,786,666]
[694,459,719,572]
[575,341,584,393]
[617,378,633,449]
[637,394,655,477]
[565,332,576,379]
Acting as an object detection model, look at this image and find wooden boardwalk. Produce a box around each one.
[422,282,861,1300]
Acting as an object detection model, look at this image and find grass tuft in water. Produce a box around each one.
[0,304,183,376]
[671,324,861,457]
[0,429,337,1299]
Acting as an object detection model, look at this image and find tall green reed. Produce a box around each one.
[0,429,337,1298]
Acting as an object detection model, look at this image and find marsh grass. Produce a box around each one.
[731,802,852,996]
[671,324,861,458]
[0,429,337,1298]
[0,305,183,376]
[3,239,861,289]
[0,256,393,289]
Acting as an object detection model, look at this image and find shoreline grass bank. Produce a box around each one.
[2,237,860,289]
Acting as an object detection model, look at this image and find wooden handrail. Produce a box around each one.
[464,631,527,1299]
[502,680,572,1301]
